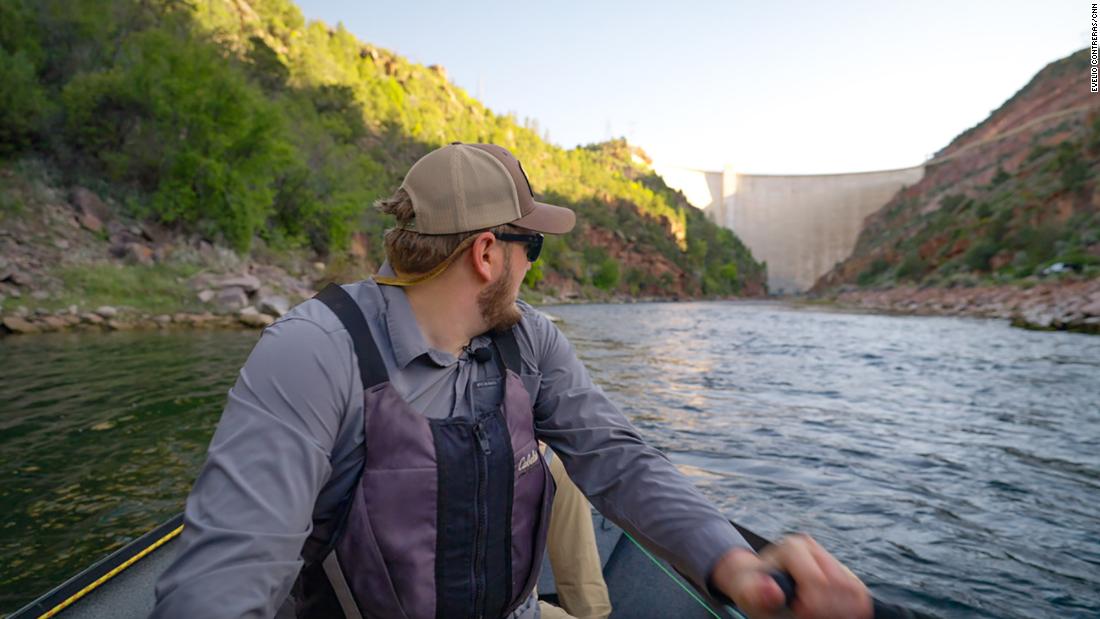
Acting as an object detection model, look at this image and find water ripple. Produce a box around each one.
[549,301,1100,619]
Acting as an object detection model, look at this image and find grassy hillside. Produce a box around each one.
[814,49,1100,292]
[0,0,764,301]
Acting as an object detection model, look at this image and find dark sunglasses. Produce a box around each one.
[493,232,544,263]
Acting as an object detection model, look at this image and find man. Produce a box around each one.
[152,143,872,619]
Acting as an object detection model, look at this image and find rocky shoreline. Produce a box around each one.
[0,258,318,335]
[816,278,1100,335]
[6,277,1100,337]
[1,304,281,335]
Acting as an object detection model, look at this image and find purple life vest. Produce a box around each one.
[294,284,555,619]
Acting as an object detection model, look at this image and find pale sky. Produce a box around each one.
[296,1,1088,174]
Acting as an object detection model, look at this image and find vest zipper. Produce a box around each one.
[472,421,491,619]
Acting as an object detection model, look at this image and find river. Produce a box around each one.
[1,302,1098,617]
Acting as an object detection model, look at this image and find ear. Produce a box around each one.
[468,232,500,283]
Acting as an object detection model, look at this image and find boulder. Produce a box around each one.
[197,241,216,260]
[95,306,118,318]
[108,242,129,259]
[1020,311,1055,329]
[77,211,103,233]
[7,271,32,287]
[140,221,173,245]
[216,274,262,293]
[258,295,290,317]
[41,316,68,331]
[81,312,104,325]
[191,312,218,325]
[197,289,216,303]
[153,314,173,325]
[125,243,155,265]
[216,286,249,310]
[106,319,134,331]
[2,316,40,334]
[70,187,111,221]
[239,307,275,328]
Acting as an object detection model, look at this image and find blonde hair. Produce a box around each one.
[376,187,524,274]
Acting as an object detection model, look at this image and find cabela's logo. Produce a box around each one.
[516,449,539,475]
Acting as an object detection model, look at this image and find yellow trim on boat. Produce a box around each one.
[38,524,184,619]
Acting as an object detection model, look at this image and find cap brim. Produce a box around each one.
[512,201,576,234]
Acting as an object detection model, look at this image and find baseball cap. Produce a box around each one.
[399,143,576,235]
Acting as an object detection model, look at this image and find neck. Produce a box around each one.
[404,274,486,357]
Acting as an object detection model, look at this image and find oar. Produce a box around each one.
[625,519,937,619]
[730,521,938,619]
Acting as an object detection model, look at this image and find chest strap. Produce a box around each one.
[315,284,389,389]
[492,323,522,376]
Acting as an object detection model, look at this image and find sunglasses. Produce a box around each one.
[493,232,544,263]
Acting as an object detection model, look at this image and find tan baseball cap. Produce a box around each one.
[399,142,575,235]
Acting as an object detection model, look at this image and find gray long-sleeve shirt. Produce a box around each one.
[152,276,749,618]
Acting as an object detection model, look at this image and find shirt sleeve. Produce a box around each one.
[151,316,356,619]
[524,311,751,594]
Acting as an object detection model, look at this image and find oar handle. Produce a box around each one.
[765,569,939,619]
[768,569,797,606]
[731,521,938,618]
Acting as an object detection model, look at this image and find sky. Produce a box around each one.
[295,1,1088,175]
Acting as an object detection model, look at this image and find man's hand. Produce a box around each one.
[711,534,873,619]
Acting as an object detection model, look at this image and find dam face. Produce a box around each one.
[655,164,924,294]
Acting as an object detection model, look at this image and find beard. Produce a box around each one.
[478,251,523,332]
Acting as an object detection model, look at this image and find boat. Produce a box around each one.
[10,511,761,618]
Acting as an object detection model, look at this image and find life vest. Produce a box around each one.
[293,284,555,619]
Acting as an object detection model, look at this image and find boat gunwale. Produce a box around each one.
[9,514,185,619]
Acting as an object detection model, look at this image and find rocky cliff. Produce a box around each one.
[811,49,1100,333]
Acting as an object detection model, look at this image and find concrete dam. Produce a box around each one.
[654,164,925,294]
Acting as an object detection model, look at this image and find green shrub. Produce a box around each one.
[592,256,620,291]
[62,28,292,251]
[964,240,999,271]
[523,260,544,288]
[896,252,927,281]
[1055,142,1089,192]
[0,48,48,156]
[857,257,891,286]
[941,194,970,212]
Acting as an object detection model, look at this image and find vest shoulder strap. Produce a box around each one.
[491,327,522,375]
[314,283,389,390]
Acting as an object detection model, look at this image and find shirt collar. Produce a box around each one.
[375,261,459,369]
